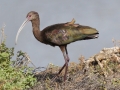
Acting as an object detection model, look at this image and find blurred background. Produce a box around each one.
[0,0,120,67]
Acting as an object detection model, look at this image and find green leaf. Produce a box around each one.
[0,52,9,58]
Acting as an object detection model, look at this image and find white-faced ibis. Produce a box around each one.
[15,11,99,81]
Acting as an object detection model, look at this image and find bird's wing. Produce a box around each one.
[43,23,94,45]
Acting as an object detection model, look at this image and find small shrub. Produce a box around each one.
[0,25,36,90]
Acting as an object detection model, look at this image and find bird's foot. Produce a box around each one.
[64,18,75,26]
[51,73,59,82]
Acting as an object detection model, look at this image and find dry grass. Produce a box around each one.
[27,39,120,90]
[0,24,6,43]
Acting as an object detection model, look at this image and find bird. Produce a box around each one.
[15,11,99,81]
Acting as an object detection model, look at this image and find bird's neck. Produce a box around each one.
[31,19,43,42]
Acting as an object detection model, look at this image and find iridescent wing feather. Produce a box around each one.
[43,23,97,46]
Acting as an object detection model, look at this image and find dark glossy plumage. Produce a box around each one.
[42,23,98,46]
[15,11,99,81]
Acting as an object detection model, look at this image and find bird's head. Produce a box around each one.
[15,11,39,45]
[26,11,39,21]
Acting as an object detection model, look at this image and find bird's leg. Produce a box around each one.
[52,45,69,81]
[68,18,75,25]
[64,46,69,81]
[58,45,69,81]
[64,18,75,26]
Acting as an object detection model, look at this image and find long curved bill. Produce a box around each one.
[15,19,29,45]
